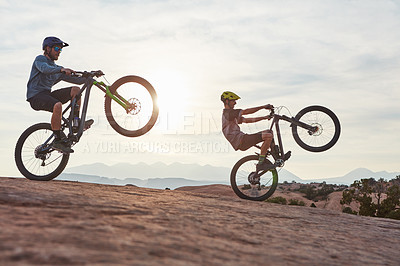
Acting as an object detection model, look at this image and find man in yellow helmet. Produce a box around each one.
[221,91,286,170]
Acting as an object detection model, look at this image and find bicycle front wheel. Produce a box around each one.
[105,75,159,137]
[292,106,340,152]
[14,123,69,181]
[230,155,278,201]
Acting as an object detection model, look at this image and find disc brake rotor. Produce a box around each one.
[127,98,141,115]
[309,123,323,136]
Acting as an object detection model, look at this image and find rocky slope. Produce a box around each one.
[1,177,399,265]
[176,184,360,213]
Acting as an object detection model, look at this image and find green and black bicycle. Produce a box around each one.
[230,105,341,201]
[15,71,159,181]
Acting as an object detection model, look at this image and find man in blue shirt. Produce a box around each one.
[27,36,93,153]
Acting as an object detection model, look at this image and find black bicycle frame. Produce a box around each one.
[269,113,317,159]
[61,77,96,140]
[269,114,285,159]
[36,76,109,154]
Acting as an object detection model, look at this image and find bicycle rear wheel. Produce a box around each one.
[14,123,69,181]
[105,75,159,137]
[292,105,341,152]
[230,155,278,201]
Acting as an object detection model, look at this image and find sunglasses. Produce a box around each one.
[53,46,62,52]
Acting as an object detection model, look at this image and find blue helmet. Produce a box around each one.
[42,36,69,50]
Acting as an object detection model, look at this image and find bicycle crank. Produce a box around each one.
[248,171,260,185]
[275,159,285,167]
[35,145,50,161]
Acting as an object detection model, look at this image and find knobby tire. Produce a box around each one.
[104,75,159,137]
[14,123,69,181]
[292,105,341,152]
[230,155,278,201]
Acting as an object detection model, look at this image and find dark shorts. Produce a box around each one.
[28,87,72,112]
[238,132,264,151]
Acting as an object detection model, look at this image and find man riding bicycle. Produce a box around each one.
[221,91,290,170]
[26,36,94,154]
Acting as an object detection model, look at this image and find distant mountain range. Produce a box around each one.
[65,162,229,182]
[59,173,226,190]
[60,162,400,189]
[308,168,400,185]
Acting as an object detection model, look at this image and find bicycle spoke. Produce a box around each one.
[109,82,154,131]
[231,156,278,201]
[292,106,340,152]
[105,76,158,137]
[297,111,335,147]
[15,123,69,180]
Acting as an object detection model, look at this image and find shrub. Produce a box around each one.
[288,199,305,206]
[266,196,287,205]
[242,184,251,190]
[298,183,336,201]
[310,203,317,208]
[342,207,357,215]
[386,209,400,220]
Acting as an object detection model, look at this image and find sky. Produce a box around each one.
[0,0,399,180]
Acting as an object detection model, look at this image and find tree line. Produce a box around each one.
[340,175,400,220]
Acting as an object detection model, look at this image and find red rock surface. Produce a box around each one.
[1,177,399,265]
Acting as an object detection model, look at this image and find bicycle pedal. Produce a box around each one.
[283,151,291,161]
[83,119,94,131]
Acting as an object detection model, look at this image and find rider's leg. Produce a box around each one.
[70,86,81,116]
[258,130,273,165]
[50,101,73,153]
[51,102,63,139]
[70,86,81,104]
[50,101,74,153]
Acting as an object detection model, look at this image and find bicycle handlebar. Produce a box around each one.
[265,107,275,120]
[73,70,104,78]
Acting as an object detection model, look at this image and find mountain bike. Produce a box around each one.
[230,105,340,201]
[15,71,159,181]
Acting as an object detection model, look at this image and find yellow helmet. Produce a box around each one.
[221,91,240,102]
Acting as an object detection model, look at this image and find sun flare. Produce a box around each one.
[150,70,190,115]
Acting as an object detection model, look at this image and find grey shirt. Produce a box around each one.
[26,55,85,100]
[222,109,245,150]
